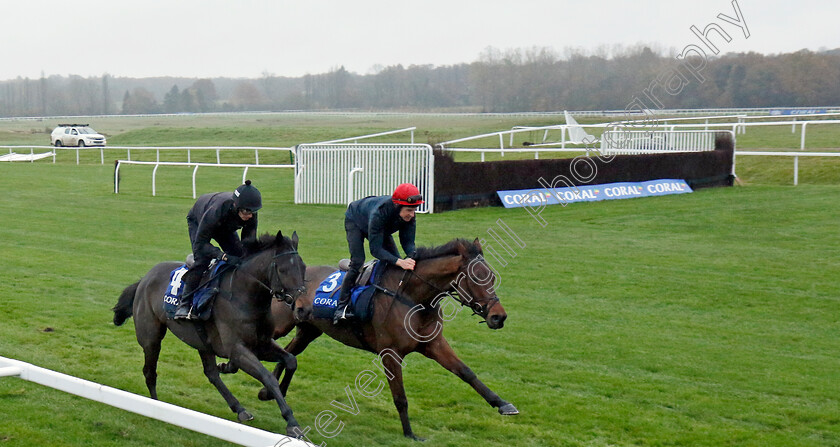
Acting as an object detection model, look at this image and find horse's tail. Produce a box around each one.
[113,281,140,326]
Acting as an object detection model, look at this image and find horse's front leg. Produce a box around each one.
[230,343,302,437]
[420,336,519,416]
[197,350,253,423]
[382,351,423,441]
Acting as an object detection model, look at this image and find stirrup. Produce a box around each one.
[174,305,194,320]
[333,306,355,324]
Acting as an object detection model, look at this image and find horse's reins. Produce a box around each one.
[385,257,500,323]
[407,269,499,321]
[232,250,302,304]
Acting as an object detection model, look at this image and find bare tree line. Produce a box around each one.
[1,46,838,117]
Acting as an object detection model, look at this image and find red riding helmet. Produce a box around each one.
[392,183,424,206]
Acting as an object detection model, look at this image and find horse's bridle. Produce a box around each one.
[235,249,305,305]
[404,266,500,322]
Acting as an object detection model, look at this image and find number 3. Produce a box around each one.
[320,272,342,293]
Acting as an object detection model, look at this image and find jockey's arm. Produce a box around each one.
[193,213,223,261]
[368,216,399,265]
[399,220,416,257]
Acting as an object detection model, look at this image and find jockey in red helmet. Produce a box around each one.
[333,183,424,323]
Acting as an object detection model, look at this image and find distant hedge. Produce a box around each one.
[434,132,734,212]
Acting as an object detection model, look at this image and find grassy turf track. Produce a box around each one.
[0,114,839,446]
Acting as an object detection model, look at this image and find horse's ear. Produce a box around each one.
[275,229,283,243]
[291,231,299,249]
[457,240,470,258]
[473,237,482,251]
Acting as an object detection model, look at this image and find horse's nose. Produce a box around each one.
[488,314,506,329]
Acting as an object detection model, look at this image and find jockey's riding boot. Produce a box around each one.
[174,268,201,320]
[333,269,359,324]
[173,301,192,320]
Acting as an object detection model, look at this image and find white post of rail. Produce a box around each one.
[192,165,199,199]
[152,164,159,196]
[794,156,799,186]
[100,148,104,165]
[348,167,364,204]
[499,133,505,157]
[76,148,80,165]
[114,162,121,194]
[800,122,808,150]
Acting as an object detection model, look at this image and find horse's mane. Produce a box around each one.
[243,232,292,257]
[414,238,480,261]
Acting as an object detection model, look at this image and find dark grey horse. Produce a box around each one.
[112,230,307,436]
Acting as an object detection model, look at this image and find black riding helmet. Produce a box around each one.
[233,180,262,212]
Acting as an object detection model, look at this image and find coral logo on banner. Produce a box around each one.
[497,179,693,208]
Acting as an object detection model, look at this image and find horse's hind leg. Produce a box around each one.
[257,343,298,399]
[137,321,166,399]
[198,351,253,423]
[259,324,322,401]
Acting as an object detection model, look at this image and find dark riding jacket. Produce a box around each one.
[346,195,416,264]
[187,192,257,263]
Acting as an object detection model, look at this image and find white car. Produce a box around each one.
[51,124,107,147]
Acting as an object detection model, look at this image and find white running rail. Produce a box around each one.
[0,356,307,447]
[114,160,293,198]
[600,130,719,155]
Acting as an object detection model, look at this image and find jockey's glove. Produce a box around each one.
[222,254,242,266]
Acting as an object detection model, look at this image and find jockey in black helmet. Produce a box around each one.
[333,183,423,323]
[174,180,262,320]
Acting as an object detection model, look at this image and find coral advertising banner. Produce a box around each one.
[497,179,693,208]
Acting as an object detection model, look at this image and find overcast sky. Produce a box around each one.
[0,0,836,81]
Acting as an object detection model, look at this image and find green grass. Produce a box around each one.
[1,161,839,446]
[1,113,839,446]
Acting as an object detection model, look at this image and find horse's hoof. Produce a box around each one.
[498,403,519,415]
[257,388,271,401]
[237,410,254,422]
[287,425,304,438]
[218,362,239,374]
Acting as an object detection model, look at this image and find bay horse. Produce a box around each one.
[112,230,307,436]
[267,238,518,440]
